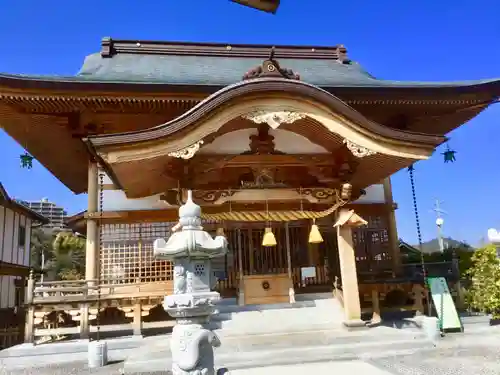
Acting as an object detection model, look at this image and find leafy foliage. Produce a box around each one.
[404,245,474,277]
[467,244,500,319]
[30,229,85,281]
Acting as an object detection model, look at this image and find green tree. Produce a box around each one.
[50,232,86,281]
[30,228,54,273]
[467,244,500,319]
[30,229,86,281]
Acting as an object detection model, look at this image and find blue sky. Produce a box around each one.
[0,0,499,245]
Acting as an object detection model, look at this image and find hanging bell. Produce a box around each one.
[216,227,225,237]
[308,221,324,244]
[262,227,277,247]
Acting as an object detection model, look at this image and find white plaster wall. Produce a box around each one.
[0,275,16,309]
[353,184,385,204]
[98,183,386,211]
[0,203,33,309]
[99,190,167,211]
[24,218,32,267]
[2,208,14,263]
[0,205,32,267]
[198,129,329,154]
[0,276,9,309]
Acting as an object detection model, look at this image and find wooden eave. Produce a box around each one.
[0,73,497,194]
[82,80,448,198]
[0,75,497,106]
[0,261,31,277]
[0,183,49,224]
[87,79,445,149]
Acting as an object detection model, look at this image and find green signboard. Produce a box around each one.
[426,277,463,331]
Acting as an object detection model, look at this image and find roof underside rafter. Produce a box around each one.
[0,38,499,194]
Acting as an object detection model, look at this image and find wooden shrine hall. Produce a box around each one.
[1,38,499,329]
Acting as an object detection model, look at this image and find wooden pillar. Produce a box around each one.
[237,228,245,306]
[285,223,295,303]
[383,178,401,275]
[334,210,366,328]
[85,161,99,283]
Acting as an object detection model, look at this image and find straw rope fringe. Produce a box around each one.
[200,200,347,222]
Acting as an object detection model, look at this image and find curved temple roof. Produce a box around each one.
[86,78,446,198]
[0,38,499,195]
[87,77,445,149]
[0,39,499,93]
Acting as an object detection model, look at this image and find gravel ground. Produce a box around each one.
[3,334,500,375]
[369,344,500,375]
[0,361,169,375]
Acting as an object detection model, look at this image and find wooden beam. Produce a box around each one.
[84,202,394,224]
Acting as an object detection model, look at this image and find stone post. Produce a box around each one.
[24,269,35,344]
[154,191,228,375]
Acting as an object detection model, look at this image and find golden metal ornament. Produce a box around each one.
[308,220,324,244]
[262,227,277,247]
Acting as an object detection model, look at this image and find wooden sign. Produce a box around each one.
[427,277,463,331]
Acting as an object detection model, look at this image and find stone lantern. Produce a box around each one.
[154,190,229,375]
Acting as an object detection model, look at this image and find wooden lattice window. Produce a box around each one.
[100,222,175,284]
[352,214,391,272]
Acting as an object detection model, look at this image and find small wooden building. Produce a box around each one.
[1,39,499,329]
[0,183,47,347]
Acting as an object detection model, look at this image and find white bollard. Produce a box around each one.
[421,316,441,343]
[88,340,108,368]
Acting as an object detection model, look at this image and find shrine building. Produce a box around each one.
[1,38,499,330]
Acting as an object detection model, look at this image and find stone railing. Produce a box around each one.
[24,272,173,345]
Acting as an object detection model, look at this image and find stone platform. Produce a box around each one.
[227,360,395,375]
[123,294,430,374]
[209,293,347,334]
[124,326,432,373]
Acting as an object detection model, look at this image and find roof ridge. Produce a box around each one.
[100,37,349,60]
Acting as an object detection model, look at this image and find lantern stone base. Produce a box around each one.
[123,325,432,374]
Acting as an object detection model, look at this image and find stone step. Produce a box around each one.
[123,328,431,374]
[212,296,345,334]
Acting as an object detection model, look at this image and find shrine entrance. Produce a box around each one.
[212,220,341,304]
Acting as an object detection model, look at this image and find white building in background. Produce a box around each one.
[16,198,67,230]
[0,183,48,311]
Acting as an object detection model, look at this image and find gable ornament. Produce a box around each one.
[168,140,204,159]
[242,111,306,129]
[343,139,377,158]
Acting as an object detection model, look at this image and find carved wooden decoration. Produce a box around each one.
[242,111,306,129]
[168,140,204,159]
[192,190,236,203]
[246,125,279,154]
[299,188,337,201]
[343,139,377,158]
[242,50,300,80]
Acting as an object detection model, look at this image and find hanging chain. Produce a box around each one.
[408,164,431,316]
[96,169,104,341]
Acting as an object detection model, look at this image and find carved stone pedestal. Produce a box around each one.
[170,317,221,375]
[154,190,228,375]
